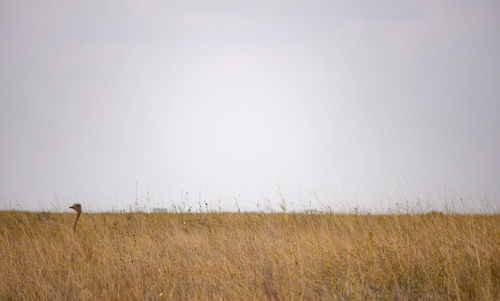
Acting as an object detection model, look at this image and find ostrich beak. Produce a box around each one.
[70,205,76,209]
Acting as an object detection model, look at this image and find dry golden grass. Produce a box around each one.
[0,210,498,300]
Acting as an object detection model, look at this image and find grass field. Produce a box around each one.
[0,210,498,300]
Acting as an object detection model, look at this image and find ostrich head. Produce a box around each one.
[69,203,82,213]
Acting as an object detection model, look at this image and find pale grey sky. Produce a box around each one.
[1,0,499,212]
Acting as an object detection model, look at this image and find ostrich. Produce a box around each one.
[69,203,82,232]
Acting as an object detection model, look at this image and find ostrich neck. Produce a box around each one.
[73,211,81,232]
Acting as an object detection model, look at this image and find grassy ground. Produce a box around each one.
[0,211,498,300]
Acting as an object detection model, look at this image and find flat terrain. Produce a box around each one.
[0,211,498,300]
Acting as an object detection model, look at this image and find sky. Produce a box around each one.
[1,0,499,212]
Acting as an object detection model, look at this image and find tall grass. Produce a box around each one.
[0,210,498,300]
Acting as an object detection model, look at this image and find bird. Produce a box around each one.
[69,203,82,232]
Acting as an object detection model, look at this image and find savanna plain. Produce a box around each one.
[1,210,498,300]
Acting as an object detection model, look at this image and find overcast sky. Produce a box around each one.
[1,0,499,212]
